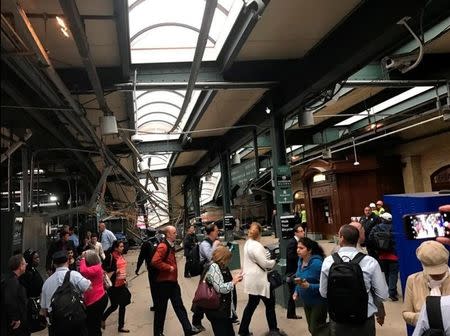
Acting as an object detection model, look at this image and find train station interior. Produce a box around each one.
[1,0,450,335]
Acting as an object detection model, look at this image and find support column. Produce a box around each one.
[220,151,233,242]
[20,147,29,213]
[270,111,292,308]
[253,128,260,178]
[191,176,201,218]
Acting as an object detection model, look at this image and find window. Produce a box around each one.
[200,172,221,206]
[129,0,243,63]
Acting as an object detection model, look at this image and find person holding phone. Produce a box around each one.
[292,237,327,335]
[402,240,450,326]
[437,205,450,246]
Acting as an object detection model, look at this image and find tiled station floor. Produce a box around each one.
[35,236,408,335]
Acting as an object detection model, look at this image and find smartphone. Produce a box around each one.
[403,212,450,240]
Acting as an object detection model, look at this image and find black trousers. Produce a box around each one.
[48,323,87,336]
[153,282,192,335]
[286,282,297,317]
[102,301,126,329]
[86,293,108,336]
[147,270,157,307]
[206,315,235,336]
[238,292,278,335]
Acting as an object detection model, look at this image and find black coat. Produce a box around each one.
[1,272,29,336]
[286,237,298,274]
[183,233,197,257]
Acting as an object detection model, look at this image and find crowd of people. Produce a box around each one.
[1,203,449,336]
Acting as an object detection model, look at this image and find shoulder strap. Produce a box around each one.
[63,270,71,284]
[426,296,444,330]
[331,252,343,264]
[350,252,366,264]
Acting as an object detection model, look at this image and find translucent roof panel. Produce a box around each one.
[135,90,201,141]
[200,172,221,206]
[141,154,171,170]
[129,0,243,63]
[140,177,170,227]
[334,86,433,126]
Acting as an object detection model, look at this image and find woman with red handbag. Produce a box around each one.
[199,245,243,336]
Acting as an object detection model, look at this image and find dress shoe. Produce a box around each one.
[185,326,201,335]
[238,333,253,336]
[389,296,399,302]
[193,324,205,332]
[150,306,156,311]
[118,328,130,333]
[287,315,302,319]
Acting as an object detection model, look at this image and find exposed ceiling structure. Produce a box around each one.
[1,0,449,227]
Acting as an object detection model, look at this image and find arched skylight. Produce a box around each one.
[128,0,243,63]
[135,90,201,141]
[200,172,221,206]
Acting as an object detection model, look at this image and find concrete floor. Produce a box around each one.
[35,236,409,335]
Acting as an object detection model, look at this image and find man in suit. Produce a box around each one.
[286,224,305,319]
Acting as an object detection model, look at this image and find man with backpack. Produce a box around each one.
[135,229,159,311]
[151,226,200,336]
[369,212,399,301]
[40,251,91,336]
[320,224,388,336]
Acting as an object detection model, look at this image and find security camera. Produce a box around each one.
[382,52,418,73]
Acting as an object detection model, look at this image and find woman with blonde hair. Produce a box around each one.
[238,222,281,336]
[202,245,243,336]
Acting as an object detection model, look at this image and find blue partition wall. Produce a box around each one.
[384,192,450,335]
[384,192,450,292]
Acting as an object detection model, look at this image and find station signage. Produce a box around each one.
[224,215,235,230]
[273,165,293,204]
[280,214,296,239]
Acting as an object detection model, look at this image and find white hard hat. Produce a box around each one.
[380,212,392,221]
[369,202,376,208]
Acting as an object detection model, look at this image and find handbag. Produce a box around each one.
[267,270,283,290]
[192,279,220,310]
[29,297,47,332]
[103,271,113,289]
[256,263,283,291]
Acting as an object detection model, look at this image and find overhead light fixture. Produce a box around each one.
[298,108,315,128]
[352,137,360,166]
[49,195,58,202]
[100,115,118,135]
[232,153,241,165]
[138,159,150,173]
[56,16,70,38]
[322,148,332,159]
[265,107,271,114]
[248,188,253,195]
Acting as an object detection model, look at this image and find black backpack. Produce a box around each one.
[373,226,394,251]
[421,296,445,336]
[50,271,86,328]
[327,252,368,324]
[188,243,204,277]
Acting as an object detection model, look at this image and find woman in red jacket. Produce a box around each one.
[79,250,108,336]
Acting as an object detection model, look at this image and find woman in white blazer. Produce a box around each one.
[238,222,280,336]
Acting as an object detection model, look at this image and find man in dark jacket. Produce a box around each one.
[1,254,29,336]
[286,224,305,319]
[151,226,200,336]
[360,206,380,259]
[45,230,76,275]
[183,225,197,278]
[135,229,158,311]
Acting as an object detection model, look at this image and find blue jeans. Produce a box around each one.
[379,259,399,297]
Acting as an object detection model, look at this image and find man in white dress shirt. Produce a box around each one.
[320,224,388,336]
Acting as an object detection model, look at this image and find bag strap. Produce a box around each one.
[426,296,444,331]
[331,252,343,264]
[63,270,71,284]
[350,252,366,265]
